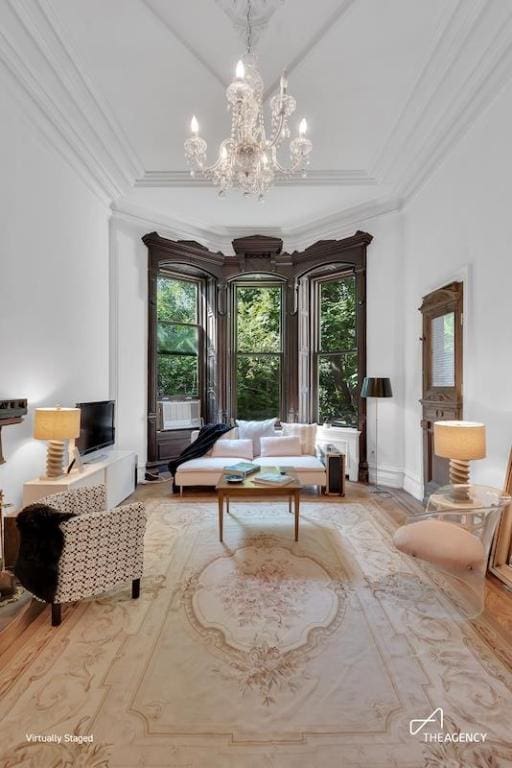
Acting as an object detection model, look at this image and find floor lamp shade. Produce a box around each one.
[361,377,393,398]
[34,407,81,478]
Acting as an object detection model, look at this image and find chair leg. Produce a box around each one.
[132,578,141,599]
[51,603,61,627]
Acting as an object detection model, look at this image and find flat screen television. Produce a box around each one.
[76,400,115,456]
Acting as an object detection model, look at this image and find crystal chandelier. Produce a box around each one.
[184,2,312,201]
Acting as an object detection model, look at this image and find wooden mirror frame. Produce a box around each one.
[490,448,512,587]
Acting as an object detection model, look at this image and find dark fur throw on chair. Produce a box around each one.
[14,504,75,603]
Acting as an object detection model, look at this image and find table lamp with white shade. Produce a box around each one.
[433,420,486,485]
[33,407,81,479]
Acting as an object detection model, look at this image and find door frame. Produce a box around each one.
[419,280,464,499]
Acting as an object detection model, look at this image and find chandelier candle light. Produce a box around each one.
[184,3,312,200]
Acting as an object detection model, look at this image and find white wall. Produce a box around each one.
[402,78,512,498]
[0,84,111,505]
[365,211,405,488]
[109,216,148,477]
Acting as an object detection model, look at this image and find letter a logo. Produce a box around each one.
[409,707,444,736]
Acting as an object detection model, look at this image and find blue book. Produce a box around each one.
[223,461,259,477]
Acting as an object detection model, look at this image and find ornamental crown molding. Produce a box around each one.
[112,195,402,255]
[2,0,508,217]
[372,0,512,201]
[281,196,403,253]
[0,0,143,202]
[135,169,378,188]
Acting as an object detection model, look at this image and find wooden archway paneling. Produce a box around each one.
[143,231,372,479]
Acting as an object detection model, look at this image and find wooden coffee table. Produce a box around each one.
[216,467,302,542]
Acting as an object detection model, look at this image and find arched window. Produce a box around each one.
[314,273,358,427]
[156,274,202,400]
[232,281,284,420]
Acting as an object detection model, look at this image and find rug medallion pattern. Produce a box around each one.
[0,499,511,768]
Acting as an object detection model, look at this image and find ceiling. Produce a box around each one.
[2,0,512,246]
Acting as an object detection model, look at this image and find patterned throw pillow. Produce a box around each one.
[236,418,277,457]
[281,422,318,455]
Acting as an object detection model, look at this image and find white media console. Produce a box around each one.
[22,450,137,508]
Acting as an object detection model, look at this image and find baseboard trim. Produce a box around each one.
[403,472,424,501]
[368,465,404,488]
[366,465,424,499]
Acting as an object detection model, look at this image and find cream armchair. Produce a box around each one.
[393,484,510,618]
[23,485,146,626]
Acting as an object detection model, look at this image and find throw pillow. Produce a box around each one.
[393,519,485,572]
[211,438,253,460]
[219,427,239,440]
[260,435,302,457]
[236,418,277,456]
[281,422,317,455]
[203,427,239,456]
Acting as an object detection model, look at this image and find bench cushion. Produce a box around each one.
[393,519,485,572]
[175,454,326,487]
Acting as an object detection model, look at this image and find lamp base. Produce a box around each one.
[449,458,470,485]
[46,440,65,478]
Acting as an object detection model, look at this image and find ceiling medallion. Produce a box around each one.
[184,1,312,201]
[215,0,284,47]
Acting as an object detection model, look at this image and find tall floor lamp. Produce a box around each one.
[361,377,393,494]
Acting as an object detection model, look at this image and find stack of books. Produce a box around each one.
[253,471,293,486]
[223,461,259,478]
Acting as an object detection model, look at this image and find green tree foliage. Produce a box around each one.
[318,278,358,426]
[236,286,281,352]
[236,286,281,419]
[236,355,280,419]
[157,277,197,323]
[157,277,199,397]
[155,275,358,424]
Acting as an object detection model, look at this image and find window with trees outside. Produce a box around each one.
[156,275,200,398]
[317,275,358,426]
[235,284,282,420]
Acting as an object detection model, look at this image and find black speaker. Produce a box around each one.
[322,445,346,496]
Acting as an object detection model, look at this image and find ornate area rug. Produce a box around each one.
[0,499,511,768]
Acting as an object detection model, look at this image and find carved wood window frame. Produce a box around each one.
[310,269,359,427]
[155,269,207,405]
[143,231,371,477]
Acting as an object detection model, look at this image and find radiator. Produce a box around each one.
[158,400,202,430]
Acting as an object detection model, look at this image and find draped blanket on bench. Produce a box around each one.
[168,423,232,492]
